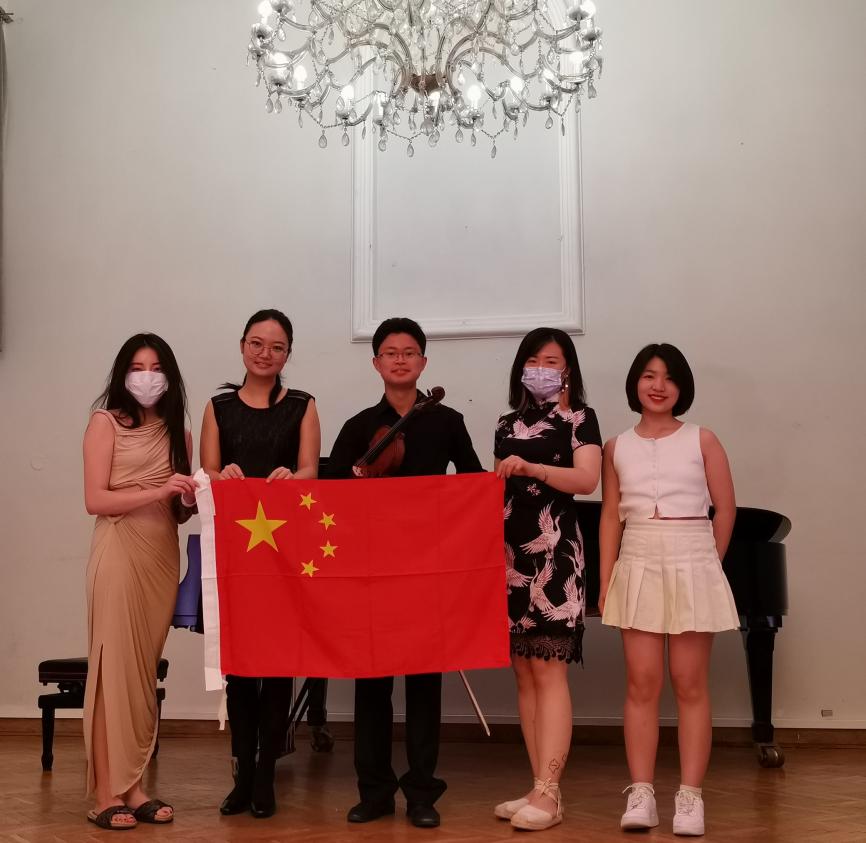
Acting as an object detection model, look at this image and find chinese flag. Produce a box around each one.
[196,472,509,686]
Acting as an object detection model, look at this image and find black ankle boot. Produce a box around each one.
[220,752,255,815]
[222,676,259,816]
[250,756,276,818]
[220,782,251,815]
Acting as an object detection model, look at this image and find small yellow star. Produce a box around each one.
[235,502,286,551]
[301,560,319,577]
[299,492,316,510]
[320,541,338,558]
[319,513,336,530]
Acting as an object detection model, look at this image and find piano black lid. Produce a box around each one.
[713,506,791,543]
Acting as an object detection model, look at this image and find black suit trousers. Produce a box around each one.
[353,673,447,807]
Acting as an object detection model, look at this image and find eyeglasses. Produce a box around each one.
[245,339,289,357]
[377,350,423,361]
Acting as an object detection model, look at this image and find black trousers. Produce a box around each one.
[353,673,446,807]
[227,676,330,759]
[226,676,294,764]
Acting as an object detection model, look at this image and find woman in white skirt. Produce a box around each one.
[599,344,739,837]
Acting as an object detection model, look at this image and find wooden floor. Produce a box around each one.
[2,732,865,842]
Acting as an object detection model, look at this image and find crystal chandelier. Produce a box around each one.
[247,0,602,157]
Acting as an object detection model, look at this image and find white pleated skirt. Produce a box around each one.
[602,520,740,635]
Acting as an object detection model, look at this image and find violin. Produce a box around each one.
[352,387,445,478]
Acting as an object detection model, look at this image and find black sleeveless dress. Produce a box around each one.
[212,388,312,477]
[212,386,325,779]
[494,401,602,663]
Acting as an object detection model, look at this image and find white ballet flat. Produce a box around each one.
[510,779,563,831]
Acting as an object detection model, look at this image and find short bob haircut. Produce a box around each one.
[372,317,427,356]
[508,327,587,411]
[625,343,695,416]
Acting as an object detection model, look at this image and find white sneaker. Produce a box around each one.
[673,789,705,836]
[620,784,659,830]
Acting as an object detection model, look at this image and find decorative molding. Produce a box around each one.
[350,91,586,342]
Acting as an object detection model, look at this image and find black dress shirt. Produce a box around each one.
[327,391,483,478]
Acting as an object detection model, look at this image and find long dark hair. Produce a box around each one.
[508,327,587,411]
[93,334,190,474]
[220,309,294,407]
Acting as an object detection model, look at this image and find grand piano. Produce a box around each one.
[575,502,790,768]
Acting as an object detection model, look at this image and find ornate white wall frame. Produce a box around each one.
[350,20,587,342]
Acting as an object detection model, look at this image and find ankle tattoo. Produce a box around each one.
[546,753,567,776]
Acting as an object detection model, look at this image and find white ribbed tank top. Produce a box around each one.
[613,423,710,521]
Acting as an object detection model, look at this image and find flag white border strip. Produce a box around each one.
[194,469,223,692]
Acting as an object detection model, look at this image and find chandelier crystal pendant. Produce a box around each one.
[248,0,602,156]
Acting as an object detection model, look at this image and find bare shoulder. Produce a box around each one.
[603,436,618,456]
[87,410,117,434]
[699,426,728,459]
[699,426,723,448]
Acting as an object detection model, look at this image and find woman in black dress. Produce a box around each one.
[493,328,602,831]
[200,309,321,819]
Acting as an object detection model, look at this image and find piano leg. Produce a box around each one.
[740,616,785,768]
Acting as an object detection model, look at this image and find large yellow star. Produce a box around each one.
[236,501,286,551]
[301,560,319,577]
[299,492,316,510]
[318,513,336,530]
[320,541,338,558]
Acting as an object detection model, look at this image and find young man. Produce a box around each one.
[328,317,483,829]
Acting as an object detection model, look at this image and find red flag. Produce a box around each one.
[198,472,509,682]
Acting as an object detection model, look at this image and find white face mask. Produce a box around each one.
[125,371,168,408]
[521,366,564,403]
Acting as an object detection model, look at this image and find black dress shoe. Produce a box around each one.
[407,804,441,828]
[346,800,396,823]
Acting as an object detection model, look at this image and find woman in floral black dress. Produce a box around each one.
[493,328,602,831]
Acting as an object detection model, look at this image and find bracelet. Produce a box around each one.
[181,492,196,508]
[540,465,548,483]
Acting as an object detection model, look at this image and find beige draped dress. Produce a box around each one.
[83,410,180,797]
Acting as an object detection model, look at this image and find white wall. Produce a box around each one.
[2,1,864,728]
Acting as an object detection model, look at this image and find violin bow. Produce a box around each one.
[458,670,491,737]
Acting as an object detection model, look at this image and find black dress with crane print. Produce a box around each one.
[494,402,601,663]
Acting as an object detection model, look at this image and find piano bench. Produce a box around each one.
[37,657,169,772]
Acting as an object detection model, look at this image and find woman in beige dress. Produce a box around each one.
[82,334,196,830]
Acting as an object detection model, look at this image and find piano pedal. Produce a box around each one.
[756,742,785,768]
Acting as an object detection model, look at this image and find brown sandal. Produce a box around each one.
[86,805,137,830]
[131,798,174,823]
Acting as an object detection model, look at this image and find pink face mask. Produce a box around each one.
[521,366,564,403]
